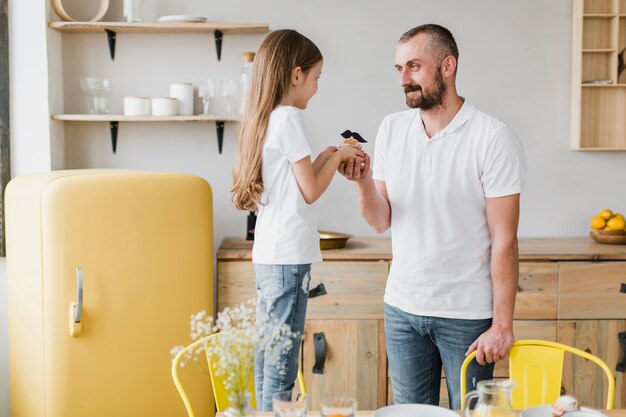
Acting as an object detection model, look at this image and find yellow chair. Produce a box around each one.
[172,333,307,416]
[460,339,615,410]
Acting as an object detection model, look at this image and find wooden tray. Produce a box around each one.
[589,229,626,245]
[319,231,352,250]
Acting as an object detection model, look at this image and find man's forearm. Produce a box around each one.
[357,177,391,233]
[490,237,519,329]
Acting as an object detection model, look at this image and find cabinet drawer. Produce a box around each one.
[217,261,256,311]
[217,261,389,318]
[307,262,388,319]
[515,263,558,319]
[558,262,626,319]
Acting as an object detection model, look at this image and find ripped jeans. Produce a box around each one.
[253,264,311,411]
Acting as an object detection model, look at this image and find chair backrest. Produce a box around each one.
[460,339,615,410]
[172,333,306,416]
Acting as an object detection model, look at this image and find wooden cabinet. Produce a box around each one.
[217,237,626,410]
[571,0,626,150]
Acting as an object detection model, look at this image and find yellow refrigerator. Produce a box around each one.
[6,170,214,417]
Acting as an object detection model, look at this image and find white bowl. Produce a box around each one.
[520,405,607,417]
[374,404,458,417]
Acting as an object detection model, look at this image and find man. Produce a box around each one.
[341,24,527,409]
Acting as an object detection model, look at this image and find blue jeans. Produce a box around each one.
[253,264,311,411]
[385,303,494,410]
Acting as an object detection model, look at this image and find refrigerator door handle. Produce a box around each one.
[69,266,83,337]
[75,266,83,323]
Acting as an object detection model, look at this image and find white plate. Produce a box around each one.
[374,404,458,417]
[520,405,607,417]
[157,15,207,23]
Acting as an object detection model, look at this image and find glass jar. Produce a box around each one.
[123,0,144,22]
[463,379,516,417]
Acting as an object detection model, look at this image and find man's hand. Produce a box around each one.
[339,152,371,181]
[465,325,514,365]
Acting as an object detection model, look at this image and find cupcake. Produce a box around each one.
[550,395,579,417]
[339,129,367,149]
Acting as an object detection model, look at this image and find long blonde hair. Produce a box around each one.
[232,29,323,211]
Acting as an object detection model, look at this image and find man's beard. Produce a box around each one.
[404,68,446,110]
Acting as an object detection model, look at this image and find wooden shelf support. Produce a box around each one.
[105,29,116,60]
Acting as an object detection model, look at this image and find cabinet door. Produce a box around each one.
[558,320,626,408]
[302,320,386,410]
[558,262,626,319]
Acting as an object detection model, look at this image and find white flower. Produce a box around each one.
[172,299,298,395]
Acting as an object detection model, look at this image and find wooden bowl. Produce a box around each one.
[319,231,352,250]
[589,229,626,245]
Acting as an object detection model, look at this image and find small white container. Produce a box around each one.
[169,83,194,115]
[151,97,179,116]
[123,96,151,116]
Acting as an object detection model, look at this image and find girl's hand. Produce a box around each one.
[337,146,364,162]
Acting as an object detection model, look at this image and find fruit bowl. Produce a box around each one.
[589,229,626,245]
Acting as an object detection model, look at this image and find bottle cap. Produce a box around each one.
[242,52,256,62]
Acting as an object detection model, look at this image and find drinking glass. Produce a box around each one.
[272,391,308,417]
[221,78,237,115]
[79,77,112,114]
[320,397,356,417]
[198,78,215,115]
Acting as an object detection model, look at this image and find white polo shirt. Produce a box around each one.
[252,105,322,265]
[373,101,527,319]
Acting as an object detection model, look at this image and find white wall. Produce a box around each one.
[3,1,626,416]
[59,0,626,246]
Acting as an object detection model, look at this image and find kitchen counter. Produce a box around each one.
[217,236,626,261]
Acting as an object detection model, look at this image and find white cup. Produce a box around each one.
[169,83,194,115]
[151,97,179,116]
[123,96,151,116]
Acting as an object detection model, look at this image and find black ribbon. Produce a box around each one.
[341,129,367,143]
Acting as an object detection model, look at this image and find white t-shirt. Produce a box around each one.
[252,105,322,265]
[373,101,527,319]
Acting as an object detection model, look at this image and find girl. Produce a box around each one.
[232,29,363,411]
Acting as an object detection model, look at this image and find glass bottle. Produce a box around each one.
[239,52,255,115]
[463,379,516,417]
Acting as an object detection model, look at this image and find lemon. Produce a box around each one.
[612,213,625,221]
[607,216,626,231]
[591,216,607,230]
[599,209,614,220]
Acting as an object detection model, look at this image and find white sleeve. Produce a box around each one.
[372,117,388,182]
[275,111,312,163]
[481,125,528,198]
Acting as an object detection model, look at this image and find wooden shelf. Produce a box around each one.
[581,83,626,87]
[48,21,269,60]
[582,48,616,52]
[571,0,626,150]
[52,114,241,122]
[52,114,241,153]
[583,13,617,18]
[48,21,269,34]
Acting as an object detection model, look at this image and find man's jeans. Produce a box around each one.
[385,303,495,410]
[253,264,311,411]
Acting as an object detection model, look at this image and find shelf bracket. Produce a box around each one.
[214,30,223,61]
[110,121,119,153]
[216,120,225,154]
[105,29,116,60]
